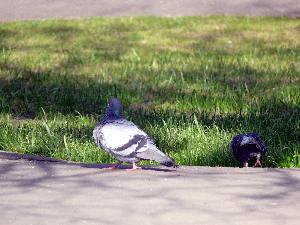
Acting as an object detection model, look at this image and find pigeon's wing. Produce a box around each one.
[96,119,150,157]
[231,134,244,159]
[110,134,149,157]
[249,133,267,155]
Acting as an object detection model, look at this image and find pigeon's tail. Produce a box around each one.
[160,157,178,168]
[135,144,178,168]
[152,151,178,168]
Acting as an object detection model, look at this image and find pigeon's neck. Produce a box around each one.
[100,113,123,125]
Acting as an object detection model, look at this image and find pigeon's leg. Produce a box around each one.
[126,162,142,171]
[106,161,122,170]
[253,155,262,167]
[243,161,249,168]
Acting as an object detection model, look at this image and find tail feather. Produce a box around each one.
[135,146,178,168]
[161,159,178,168]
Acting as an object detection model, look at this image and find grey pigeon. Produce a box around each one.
[231,133,267,168]
[93,98,177,170]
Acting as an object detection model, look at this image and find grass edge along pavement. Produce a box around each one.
[0,16,299,167]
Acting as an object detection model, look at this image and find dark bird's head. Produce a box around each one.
[106,98,123,118]
[231,133,267,168]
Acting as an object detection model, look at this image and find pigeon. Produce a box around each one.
[93,98,177,170]
[231,133,267,168]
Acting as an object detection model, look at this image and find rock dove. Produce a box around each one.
[93,98,177,170]
[231,133,267,168]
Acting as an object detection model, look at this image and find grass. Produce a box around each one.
[0,16,299,167]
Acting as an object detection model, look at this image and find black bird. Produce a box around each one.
[231,133,267,168]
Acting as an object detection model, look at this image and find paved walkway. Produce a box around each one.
[0,151,299,225]
[1,0,300,22]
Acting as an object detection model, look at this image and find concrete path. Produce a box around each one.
[1,153,300,225]
[1,0,300,22]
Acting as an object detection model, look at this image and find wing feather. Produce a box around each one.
[93,119,149,157]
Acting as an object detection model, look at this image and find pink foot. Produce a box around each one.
[126,162,142,171]
[253,160,262,167]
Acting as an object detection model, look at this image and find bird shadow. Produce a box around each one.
[77,162,176,172]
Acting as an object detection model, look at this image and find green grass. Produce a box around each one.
[0,16,299,167]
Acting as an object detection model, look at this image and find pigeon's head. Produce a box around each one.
[106,98,123,118]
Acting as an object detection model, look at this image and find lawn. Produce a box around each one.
[0,16,299,167]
